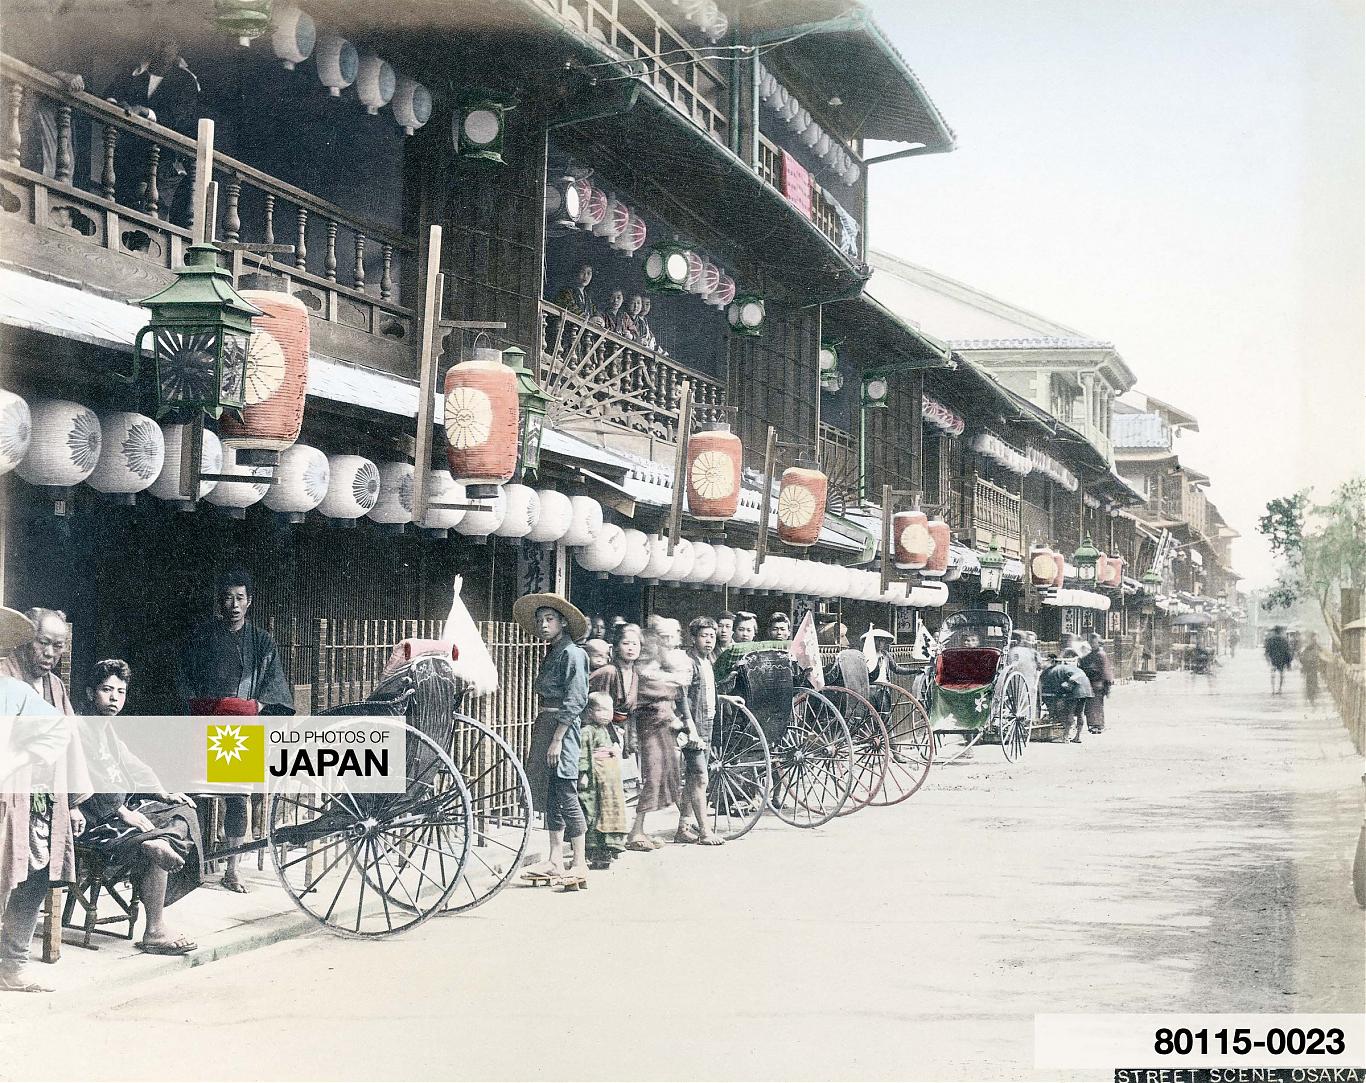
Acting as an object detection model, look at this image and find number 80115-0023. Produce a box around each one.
[1154,1028,1348,1057]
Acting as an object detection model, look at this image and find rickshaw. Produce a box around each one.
[912,610,1036,763]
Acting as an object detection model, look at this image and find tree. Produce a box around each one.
[1258,478,1366,651]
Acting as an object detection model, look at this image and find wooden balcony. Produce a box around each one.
[0,55,416,377]
[538,300,725,444]
[758,132,855,255]
[818,422,858,514]
[972,474,1022,556]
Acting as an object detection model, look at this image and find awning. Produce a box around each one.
[821,292,953,370]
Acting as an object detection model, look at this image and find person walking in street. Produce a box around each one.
[622,618,690,852]
[1078,634,1115,734]
[0,607,91,993]
[578,692,627,871]
[1298,632,1325,707]
[1264,625,1293,696]
[1040,651,1093,743]
[676,617,723,847]
[516,593,590,891]
[1229,627,1240,657]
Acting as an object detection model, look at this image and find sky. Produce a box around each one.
[864,0,1364,587]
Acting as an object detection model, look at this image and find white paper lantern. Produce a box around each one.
[789,106,810,133]
[665,538,695,582]
[149,423,221,503]
[801,120,822,147]
[315,34,358,97]
[709,544,736,586]
[418,470,467,532]
[907,582,949,609]
[87,411,163,499]
[204,445,270,514]
[453,486,506,537]
[495,483,540,538]
[842,162,860,186]
[264,443,329,519]
[730,548,757,590]
[593,196,628,240]
[0,388,31,476]
[271,4,316,69]
[319,454,380,521]
[614,528,652,579]
[527,488,573,543]
[641,534,673,581]
[561,495,604,547]
[368,461,415,527]
[355,54,396,115]
[16,399,100,488]
[687,541,717,584]
[391,76,433,135]
[576,522,627,573]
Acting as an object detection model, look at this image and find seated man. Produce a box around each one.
[78,660,202,955]
[766,612,791,643]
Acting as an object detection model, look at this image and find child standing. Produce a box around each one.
[579,692,628,870]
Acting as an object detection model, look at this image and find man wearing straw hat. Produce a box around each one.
[513,592,592,890]
[0,607,91,992]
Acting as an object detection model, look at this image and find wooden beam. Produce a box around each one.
[190,118,214,246]
[754,426,777,569]
[410,225,444,522]
[666,380,693,555]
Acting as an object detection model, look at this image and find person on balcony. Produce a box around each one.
[625,295,649,346]
[599,288,630,337]
[555,263,596,320]
[635,296,659,352]
[103,32,201,226]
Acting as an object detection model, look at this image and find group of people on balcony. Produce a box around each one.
[555,263,662,353]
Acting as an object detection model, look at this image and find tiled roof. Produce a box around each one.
[949,336,1117,351]
[1112,412,1170,449]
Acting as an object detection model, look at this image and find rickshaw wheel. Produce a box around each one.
[438,716,533,914]
[997,670,1034,763]
[769,689,855,828]
[267,721,471,938]
[822,685,891,816]
[707,697,773,840]
[868,681,934,805]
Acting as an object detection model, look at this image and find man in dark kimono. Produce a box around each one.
[176,569,292,892]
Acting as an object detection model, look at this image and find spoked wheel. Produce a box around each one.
[996,670,1035,763]
[439,716,533,914]
[707,696,773,840]
[821,685,890,816]
[769,689,855,828]
[869,681,934,805]
[267,721,472,938]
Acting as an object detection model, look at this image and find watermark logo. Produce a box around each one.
[205,723,266,784]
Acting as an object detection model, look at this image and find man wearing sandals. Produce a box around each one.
[1,607,91,993]
[674,617,724,847]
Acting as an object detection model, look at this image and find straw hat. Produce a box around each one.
[512,593,588,643]
[0,606,36,652]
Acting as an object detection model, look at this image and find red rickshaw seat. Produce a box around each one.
[936,648,1001,690]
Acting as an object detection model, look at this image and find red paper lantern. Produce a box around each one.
[776,464,827,547]
[1052,548,1066,589]
[443,348,519,492]
[1030,544,1060,589]
[893,508,931,570]
[1101,553,1125,588]
[218,285,310,453]
[685,423,742,522]
[923,518,952,577]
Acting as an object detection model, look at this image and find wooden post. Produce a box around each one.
[190,118,214,247]
[754,426,777,569]
[666,380,694,555]
[410,224,444,521]
[43,888,63,963]
[908,370,924,495]
[880,484,893,594]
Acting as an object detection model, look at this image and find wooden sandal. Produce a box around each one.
[519,869,558,886]
[554,874,588,891]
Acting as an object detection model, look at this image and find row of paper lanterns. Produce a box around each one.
[922,395,965,436]
[1028,446,1078,492]
[756,63,861,188]
[972,431,1032,477]
[1028,545,1125,590]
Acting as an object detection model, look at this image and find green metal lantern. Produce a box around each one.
[979,535,1005,594]
[644,242,691,293]
[214,0,273,46]
[726,294,766,336]
[818,339,839,373]
[504,345,550,481]
[1073,535,1101,584]
[861,373,889,409]
[456,97,509,163]
[132,243,262,419]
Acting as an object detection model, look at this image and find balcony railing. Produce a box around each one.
[0,55,416,358]
[539,300,725,443]
[972,474,1022,556]
[757,132,854,254]
[818,422,858,514]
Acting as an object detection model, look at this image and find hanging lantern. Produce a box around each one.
[576,523,628,575]
[892,505,931,571]
[391,76,433,135]
[443,347,520,498]
[263,443,329,522]
[1029,544,1060,589]
[150,422,222,506]
[494,483,540,539]
[271,4,314,68]
[686,541,717,585]
[527,488,573,543]
[545,176,581,230]
[665,538,695,582]
[218,276,309,458]
[204,445,269,517]
[214,0,273,46]
[683,251,707,294]
[1101,554,1125,589]
[562,495,604,547]
[366,461,414,531]
[818,341,839,374]
[641,534,673,582]
[1142,568,1163,591]
[699,261,721,300]
[776,460,827,547]
[644,241,692,293]
[861,374,889,409]
[16,399,101,490]
[709,274,736,310]
[1073,536,1101,584]
[729,548,757,591]
[578,185,608,228]
[686,421,742,522]
[315,34,358,97]
[820,370,844,394]
[503,345,549,482]
[0,389,32,476]
[453,486,507,538]
[801,118,822,147]
[355,54,396,115]
[456,96,509,162]
[613,213,646,254]
[709,544,737,586]
[923,518,951,577]
[418,470,467,535]
[614,528,652,579]
[594,196,630,240]
[319,454,379,525]
[726,293,765,335]
[87,411,164,503]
